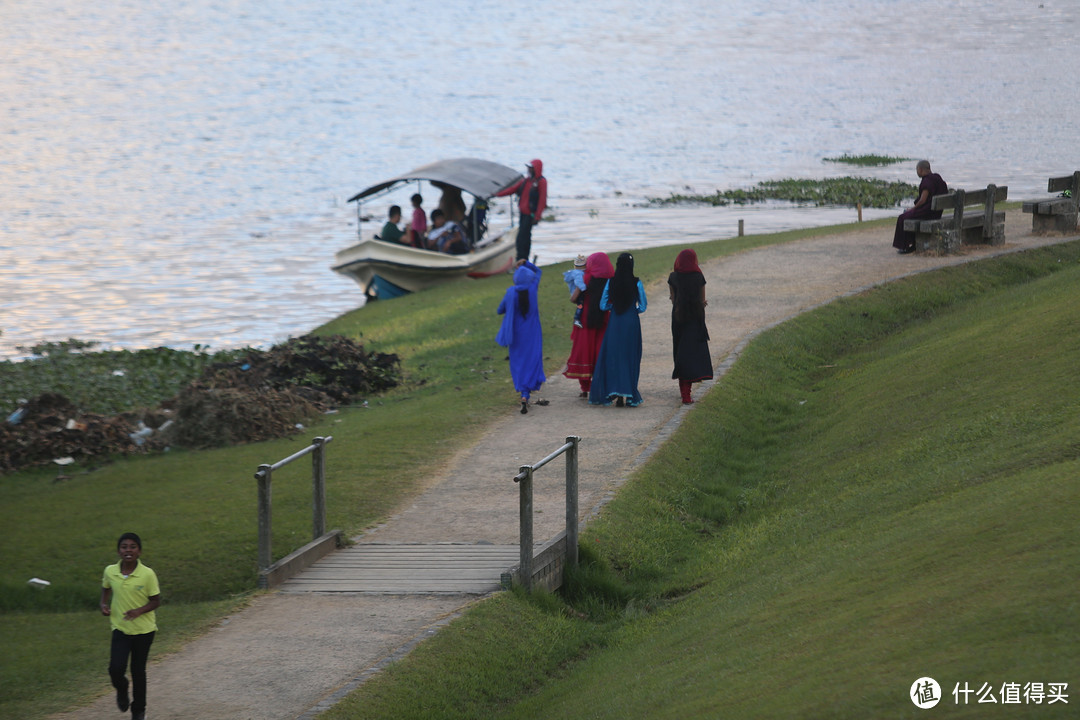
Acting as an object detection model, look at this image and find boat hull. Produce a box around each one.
[332,228,517,296]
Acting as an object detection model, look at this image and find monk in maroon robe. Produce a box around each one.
[893,160,948,253]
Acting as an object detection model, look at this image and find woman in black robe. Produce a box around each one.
[668,249,713,404]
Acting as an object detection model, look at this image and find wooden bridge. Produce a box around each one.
[260,436,581,595]
[278,543,520,595]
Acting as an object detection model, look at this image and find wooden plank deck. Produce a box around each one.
[277,543,520,595]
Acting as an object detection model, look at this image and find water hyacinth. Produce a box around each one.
[649,176,919,209]
[823,154,912,166]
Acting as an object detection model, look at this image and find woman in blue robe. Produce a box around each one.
[589,253,647,407]
[497,260,546,414]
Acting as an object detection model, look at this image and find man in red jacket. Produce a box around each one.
[497,158,547,261]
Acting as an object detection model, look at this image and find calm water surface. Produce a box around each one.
[2,0,1077,359]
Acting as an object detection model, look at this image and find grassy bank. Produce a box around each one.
[1,218,867,718]
[319,240,1080,719]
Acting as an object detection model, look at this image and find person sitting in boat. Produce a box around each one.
[379,205,407,244]
[426,209,469,255]
[433,181,467,225]
[405,193,427,248]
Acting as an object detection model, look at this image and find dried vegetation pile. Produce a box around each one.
[0,335,400,474]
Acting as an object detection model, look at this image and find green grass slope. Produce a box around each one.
[323,242,1080,719]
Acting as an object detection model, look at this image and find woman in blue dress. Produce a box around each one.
[589,253,647,407]
[497,259,546,414]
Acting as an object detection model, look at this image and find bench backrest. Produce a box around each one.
[930,184,1008,241]
[1047,171,1080,197]
[932,184,1008,211]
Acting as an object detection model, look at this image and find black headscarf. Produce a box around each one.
[610,253,638,314]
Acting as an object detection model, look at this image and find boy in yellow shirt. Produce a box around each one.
[101,532,160,720]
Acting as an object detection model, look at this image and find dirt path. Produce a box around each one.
[51,214,1077,720]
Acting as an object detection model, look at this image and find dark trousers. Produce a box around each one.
[110,629,155,714]
[893,208,941,250]
[516,213,534,261]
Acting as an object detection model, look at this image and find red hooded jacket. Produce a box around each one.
[497,158,547,221]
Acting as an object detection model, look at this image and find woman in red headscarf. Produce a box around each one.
[563,252,614,396]
[668,249,713,404]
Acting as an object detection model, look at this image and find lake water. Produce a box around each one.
[2,0,1077,360]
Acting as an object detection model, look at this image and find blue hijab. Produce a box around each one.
[496,261,545,395]
[497,262,540,346]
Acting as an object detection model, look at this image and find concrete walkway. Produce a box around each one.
[51,214,1076,720]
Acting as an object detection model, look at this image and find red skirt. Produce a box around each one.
[563,323,607,379]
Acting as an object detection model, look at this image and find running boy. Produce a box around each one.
[101,532,161,720]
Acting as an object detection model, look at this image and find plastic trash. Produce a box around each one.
[28,578,51,588]
[112,369,126,377]
[6,407,25,425]
[53,457,75,466]
[129,425,153,446]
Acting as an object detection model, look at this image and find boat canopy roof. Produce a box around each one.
[348,158,524,203]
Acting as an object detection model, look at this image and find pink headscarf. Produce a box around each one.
[584,252,614,284]
[674,248,701,274]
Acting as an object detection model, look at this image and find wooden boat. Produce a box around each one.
[332,158,524,299]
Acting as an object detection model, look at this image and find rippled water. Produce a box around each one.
[2,0,1077,359]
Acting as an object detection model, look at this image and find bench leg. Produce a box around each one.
[987,222,1005,246]
[914,231,937,253]
[1031,212,1079,236]
[941,228,961,253]
[915,228,960,253]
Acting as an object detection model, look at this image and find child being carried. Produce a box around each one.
[562,254,587,328]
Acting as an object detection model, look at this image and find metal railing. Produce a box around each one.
[253,436,333,583]
[512,435,580,591]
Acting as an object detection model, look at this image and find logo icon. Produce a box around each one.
[911,677,942,709]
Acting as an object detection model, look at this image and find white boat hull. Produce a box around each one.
[332,228,517,295]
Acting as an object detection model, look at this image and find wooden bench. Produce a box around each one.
[1022,171,1079,235]
[905,184,1008,253]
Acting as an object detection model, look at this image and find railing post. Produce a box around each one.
[565,436,580,570]
[519,465,534,591]
[256,464,273,583]
[312,436,327,540]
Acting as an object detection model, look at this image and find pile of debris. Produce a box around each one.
[0,393,170,474]
[1,335,400,474]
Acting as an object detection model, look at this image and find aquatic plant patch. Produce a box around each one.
[649,177,918,208]
[823,153,912,166]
